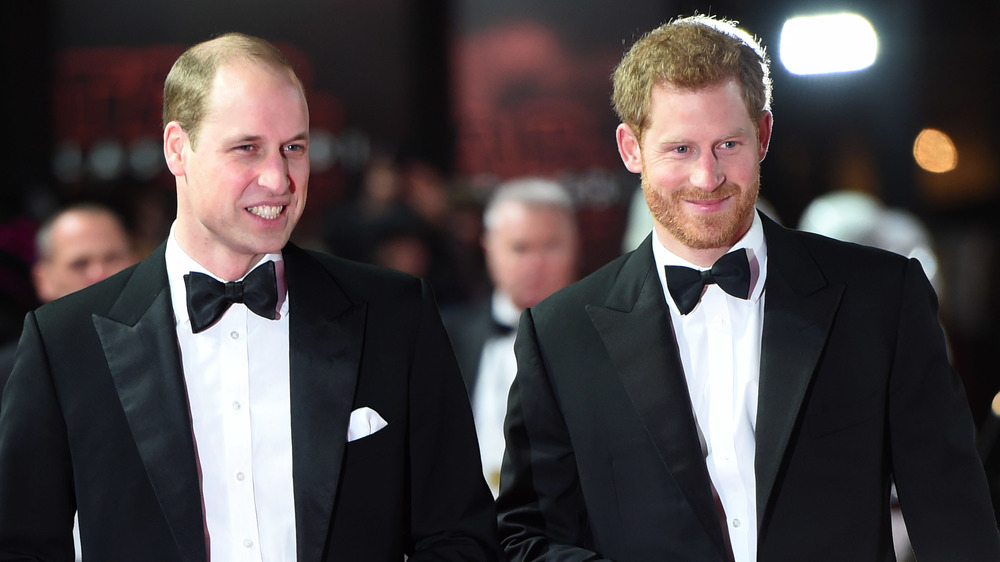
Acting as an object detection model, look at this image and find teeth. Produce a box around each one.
[248,205,284,219]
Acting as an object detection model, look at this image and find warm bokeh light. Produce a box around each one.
[913,128,958,173]
[779,13,878,75]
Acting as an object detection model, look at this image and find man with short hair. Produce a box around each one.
[497,15,1000,561]
[32,203,135,303]
[444,177,578,495]
[0,32,498,561]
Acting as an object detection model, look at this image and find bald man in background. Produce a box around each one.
[32,203,136,303]
[0,203,135,395]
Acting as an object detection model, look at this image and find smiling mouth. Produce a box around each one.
[247,205,284,220]
[685,197,727,207]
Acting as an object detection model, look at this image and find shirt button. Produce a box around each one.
[236,472,245,482]
[712,316,724,328]
[732,518,741,528]
[230,330,240,340]
[232,401,241,411]
[243,539,253,548]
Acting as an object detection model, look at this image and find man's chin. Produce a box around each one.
[660,211,752,250]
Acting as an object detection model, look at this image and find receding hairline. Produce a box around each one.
[35,204,130,262]
[483,178,576,233]
[162,32,305,140]
[186,32,296,73]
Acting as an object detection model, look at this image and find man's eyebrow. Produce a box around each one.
[223,132,309,145]
[224,134,264,145]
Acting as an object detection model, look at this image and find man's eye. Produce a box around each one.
[674,146,689,154]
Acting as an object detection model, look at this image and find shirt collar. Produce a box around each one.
[652,210,768,307]
[490,291,522,330]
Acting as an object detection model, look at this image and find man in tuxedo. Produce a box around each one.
[444,177,578,495]
[0,33,498,561]
[497,15,1000,561]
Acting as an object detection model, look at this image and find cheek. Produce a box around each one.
[725,156,760,182]
[290,162,310,189]
[644,165,684,192]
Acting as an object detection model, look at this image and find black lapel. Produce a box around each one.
[283,245,365,562]
[755,215,844,533]
[92,243,206,562]
[587,237,730,558]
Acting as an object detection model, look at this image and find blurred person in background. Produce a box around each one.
[324,154,469,305]
[31,203,136,304]
[444,177,578,496]
[0,203,135,395]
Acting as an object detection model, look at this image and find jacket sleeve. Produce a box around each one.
[0,312,77,560]
[497,308,612,561]
[406,279,502,561]
[889,258,1000,558]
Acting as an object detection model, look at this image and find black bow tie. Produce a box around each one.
[184,261,278,333]
[491,317,517,338]
[665,250,751,315]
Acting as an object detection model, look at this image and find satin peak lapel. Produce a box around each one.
[587,240,729,558]
[283,246,365,562]
[92,245,206,562]
[755,216,844,533]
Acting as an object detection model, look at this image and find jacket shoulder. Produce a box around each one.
[775,224,915,282]
[33,260,145,327]
[288,245,425,301]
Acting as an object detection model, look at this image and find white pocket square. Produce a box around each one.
[347,407,388,442]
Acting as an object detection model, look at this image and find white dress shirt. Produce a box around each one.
[652,212,767,562]
[165,225,297,562]
[471,291,521,497]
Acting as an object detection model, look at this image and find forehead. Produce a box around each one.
[647,80,754,133]
[491,203,574,236]
[50,213,127,254]
[202,59,308,130]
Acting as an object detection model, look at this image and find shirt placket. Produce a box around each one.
[219,306,264,562]
[704,290,751,555]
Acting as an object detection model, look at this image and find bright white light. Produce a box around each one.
[780,13,878,75]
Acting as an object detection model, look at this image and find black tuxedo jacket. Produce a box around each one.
[498,214,1000,561]
[443,297,504,397]
[0,242,499,561]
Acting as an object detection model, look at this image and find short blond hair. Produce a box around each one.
[162,32,301,147]
[612,15,771,143]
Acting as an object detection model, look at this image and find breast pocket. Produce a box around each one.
[343,421,399,465]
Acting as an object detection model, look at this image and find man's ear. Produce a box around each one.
[757,111,773,162]
[163,121,188,177]
[616,123,644,174]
